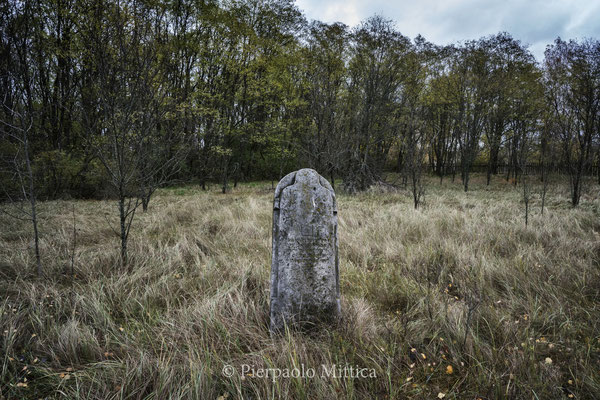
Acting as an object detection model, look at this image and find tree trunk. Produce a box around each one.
[412,169,419,209]
[571,176,580,206]
[486,146,499,186]
[462,156,470,192]
[597,153,600,185]
[24,134,42,277]
[541,163,548,216]
[330,171,335,190]
[396,148,403,172]
[222,161,228,194]
[570,156,585,207]
[523,177,529,226]
[451,161,456,183]
[119,193,127,267]
[541,191,546,216]
[30,198,42,277]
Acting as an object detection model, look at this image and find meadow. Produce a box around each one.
[1,175,599,399]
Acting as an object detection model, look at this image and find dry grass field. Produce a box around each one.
[1,175,599,399]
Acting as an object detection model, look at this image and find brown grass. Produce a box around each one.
[1,174,599,399]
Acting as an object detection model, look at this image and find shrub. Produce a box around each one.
[33,151,107,199]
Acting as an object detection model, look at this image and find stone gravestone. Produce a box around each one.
[270,168,341,333]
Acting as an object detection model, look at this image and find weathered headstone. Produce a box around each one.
[270,168,341,333]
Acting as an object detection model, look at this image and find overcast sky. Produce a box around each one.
[295,0,600,61]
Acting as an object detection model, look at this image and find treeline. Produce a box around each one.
[2,0,599,207]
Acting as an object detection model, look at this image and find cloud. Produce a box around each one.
[296,0,362,27]
[294,0,600,60]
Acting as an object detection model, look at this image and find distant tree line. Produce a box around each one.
[2,0,599,208]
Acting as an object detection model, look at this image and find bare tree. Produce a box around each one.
[454,42,490,192]
[517,134,532,226]
[341,16,410,192]
[512,59,543,226]
[80,1,186,266]
[405,128,428,209]
[0,1,42,276]
[402,37,432,209]
[545,38,600,206]
[427,62,458,185]
[539,119,554,216]
[0,106,42,276]
[301,21,349,189]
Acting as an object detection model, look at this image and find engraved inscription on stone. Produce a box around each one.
[269,168,341,333]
